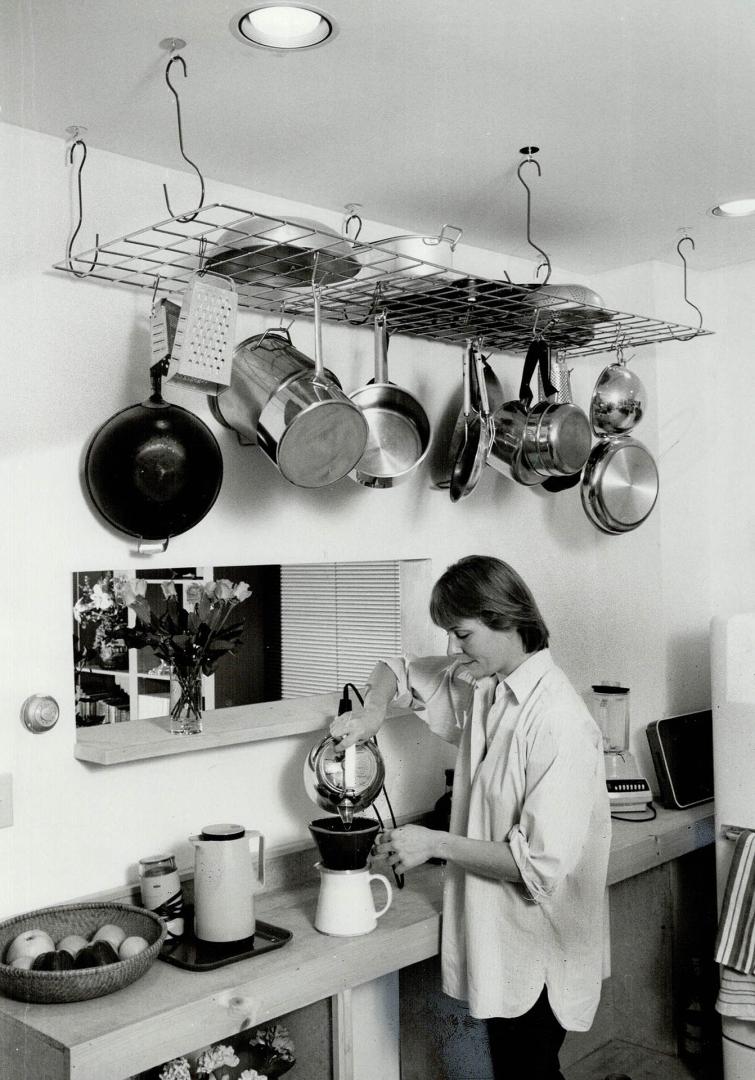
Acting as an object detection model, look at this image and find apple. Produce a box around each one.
[57,934,88,956]
[9,955,35,970]
[118,935,149,960]
[92,923,127,951]
[4,929,56,965]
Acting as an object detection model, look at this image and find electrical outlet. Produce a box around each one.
[0,773,13,828]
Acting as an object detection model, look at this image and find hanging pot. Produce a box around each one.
[449,344,493,502]
[348,313,432,488]
[541,354,588,493]
[205,215,362,288]
[213,288,368,488]
[85,369,223,553]
[520,342,592,479]
[436,353,503,489]
[487,342,547,488]
[580,436,659,534]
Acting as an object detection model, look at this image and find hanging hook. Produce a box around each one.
[517,147,552,285]
[66,136,100,277]
[671,234,703,340]
[162,54,206,223]
[342,203,363,242]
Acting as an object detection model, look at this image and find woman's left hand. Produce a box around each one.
[372,825,440,875]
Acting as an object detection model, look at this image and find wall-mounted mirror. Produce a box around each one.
[72,560,432,728]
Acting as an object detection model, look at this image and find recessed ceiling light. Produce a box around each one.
[233,5,335,50]
[711,198,755,218]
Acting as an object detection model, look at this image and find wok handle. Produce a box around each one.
[374,313,389,383]
[137,538,169,555]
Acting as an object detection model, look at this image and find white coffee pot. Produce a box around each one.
[190,823,265,942]
[314,863,392,937]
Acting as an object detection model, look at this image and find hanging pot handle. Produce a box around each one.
[462,343,473,419]
[137,538,169,555]
[374,313,390,383]
[518,340,541,407]
[311,283,329,388]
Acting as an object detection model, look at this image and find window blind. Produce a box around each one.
[280,561,403,698]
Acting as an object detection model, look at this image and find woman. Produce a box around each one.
[330,555,611,1080]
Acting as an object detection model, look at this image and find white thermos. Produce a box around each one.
[190,823,265,942]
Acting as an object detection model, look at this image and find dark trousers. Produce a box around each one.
[486,986,566,1080]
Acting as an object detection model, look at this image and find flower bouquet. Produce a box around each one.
[120,577,250,734]
[156,1023,295,1080]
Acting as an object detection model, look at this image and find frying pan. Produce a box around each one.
[348,313,432,488]
[449,343,493,502]
[85,365,223,552]
[434,350,503,490]
[580,436,659,533]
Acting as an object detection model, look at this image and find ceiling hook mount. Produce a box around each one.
[65,127,100,278]
[161,47,206,224]
[517,145,552,285]
[342,203,363,242]
[671,231,704,341]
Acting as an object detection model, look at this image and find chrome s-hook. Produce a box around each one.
[342,203,363,242]
[517,146,552,285]
[66,136,100,277]
[162,53,206,224]
[672,234,703,340]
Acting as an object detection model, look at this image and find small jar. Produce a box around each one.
[138,853,185,939]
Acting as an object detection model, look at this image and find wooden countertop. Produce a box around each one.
[0,802,715,1080]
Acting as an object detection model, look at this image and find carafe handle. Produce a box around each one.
[368,872,393,920]
[245,829,265,887]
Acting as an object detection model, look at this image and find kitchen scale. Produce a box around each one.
[592,684,653,813]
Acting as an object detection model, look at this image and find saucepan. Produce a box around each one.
[368,224,463,279]
[85,361,223,553]
[487,341,548,488]
[520,342,592,480]
[348,313,432,488]
[590,350,646,436]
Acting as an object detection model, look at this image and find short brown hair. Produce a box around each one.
[429,555,549,653]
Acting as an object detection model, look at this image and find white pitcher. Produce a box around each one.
[190,823,265,942]
[313,863,392,937]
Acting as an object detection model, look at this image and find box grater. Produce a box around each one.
[165,272,238,395]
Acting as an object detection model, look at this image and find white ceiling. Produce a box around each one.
[3,0,754,273]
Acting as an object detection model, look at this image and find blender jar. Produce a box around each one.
[591,684,630,753]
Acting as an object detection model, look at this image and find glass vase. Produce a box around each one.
[169,670,203,735]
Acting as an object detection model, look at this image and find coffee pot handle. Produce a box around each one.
[245,830,265,887]
[368,872,393,920]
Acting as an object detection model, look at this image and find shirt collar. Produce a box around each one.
[499,648,553,705]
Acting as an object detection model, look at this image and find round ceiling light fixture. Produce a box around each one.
[232,4,335,50]
[711,197,755,218]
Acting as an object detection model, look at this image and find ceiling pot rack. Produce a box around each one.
[53,202,712,359]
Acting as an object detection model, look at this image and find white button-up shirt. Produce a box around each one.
[386,648,611,1030]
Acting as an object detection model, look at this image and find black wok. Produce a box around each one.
[85,379,223,552]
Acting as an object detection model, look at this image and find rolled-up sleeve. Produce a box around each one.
[507,716,601,903]
[380,656,469,745]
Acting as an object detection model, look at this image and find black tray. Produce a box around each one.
[159,912,292,971]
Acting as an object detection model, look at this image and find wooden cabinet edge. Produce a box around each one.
[74,697,420,765]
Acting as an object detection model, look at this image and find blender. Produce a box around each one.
[304,732,395,936]
[591,684,652,813]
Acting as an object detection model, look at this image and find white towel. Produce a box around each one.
[714,829,755,1019]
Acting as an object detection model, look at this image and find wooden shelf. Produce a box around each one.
[74,693,417,765]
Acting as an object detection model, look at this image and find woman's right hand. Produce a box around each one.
[329,705,384,748]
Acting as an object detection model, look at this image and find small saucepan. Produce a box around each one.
[348,314,432,488]
[520,342,592,481]
[590,352,646,436]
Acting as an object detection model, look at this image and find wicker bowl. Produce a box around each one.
[0,901,166,1004]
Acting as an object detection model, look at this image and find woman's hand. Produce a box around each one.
[372,825,441,876]
[329,705,384,748]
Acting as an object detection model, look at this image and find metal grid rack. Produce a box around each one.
[53,203,711,358]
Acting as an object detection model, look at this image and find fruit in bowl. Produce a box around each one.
[119,935,149,959]
[4,929,56,965]
[57,934,88,955]
[31,950,75,971]
[74,940,121,968]
[92,923,127,951]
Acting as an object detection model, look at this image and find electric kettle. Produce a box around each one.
[190,823,265,943]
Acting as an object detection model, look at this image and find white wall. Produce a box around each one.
[1,122,749,918]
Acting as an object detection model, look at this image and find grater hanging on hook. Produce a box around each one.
[165,271,238,395]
